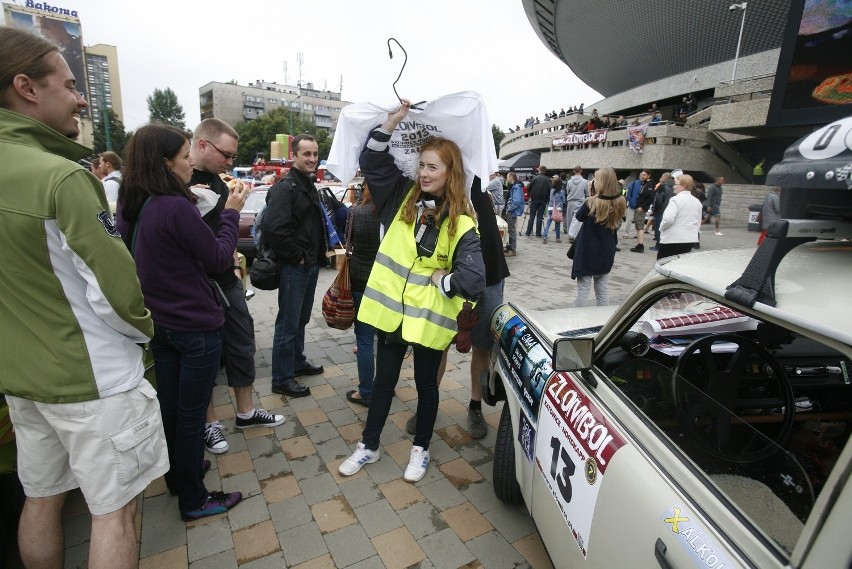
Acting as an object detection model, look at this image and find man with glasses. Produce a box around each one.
[190,119,285,457]
[0,27,168,568]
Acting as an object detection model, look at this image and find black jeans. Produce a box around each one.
[656,242,695,260]
[362,332,443,451]
[151,326,223,512]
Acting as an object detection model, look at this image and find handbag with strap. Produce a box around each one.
[321,207,356,329]
[249,248,280,291]
[551,196,564,223]
[249,207,280,290]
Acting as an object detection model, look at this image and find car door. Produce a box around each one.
[559,287,852,569]
[528,366,752,568]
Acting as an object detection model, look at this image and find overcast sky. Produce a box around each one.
[18,0,602,131]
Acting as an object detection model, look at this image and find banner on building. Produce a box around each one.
[627,124,648,154]
[552,129,608,147]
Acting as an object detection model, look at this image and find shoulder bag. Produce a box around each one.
[321,207,356,329]
[249,202,280,290]
[551,196,564,223]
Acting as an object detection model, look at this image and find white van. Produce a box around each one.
[231,167,253,179]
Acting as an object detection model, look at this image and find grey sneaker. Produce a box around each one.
[467,409,487,439]
[406,413,417,435]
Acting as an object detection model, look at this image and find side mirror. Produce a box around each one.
[552,338,594,372]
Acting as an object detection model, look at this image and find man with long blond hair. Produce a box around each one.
[570,167,626,307]
[0,26,167,568]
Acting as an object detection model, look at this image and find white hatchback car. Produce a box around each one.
[484,118,852,569]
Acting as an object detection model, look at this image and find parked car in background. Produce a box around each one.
[237,186,269,261]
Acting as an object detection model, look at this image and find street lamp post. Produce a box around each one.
[729,2,748,83]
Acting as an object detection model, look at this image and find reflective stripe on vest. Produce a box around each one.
[358,196,476,350]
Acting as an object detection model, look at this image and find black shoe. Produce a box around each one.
[346,390,370,407]
[272,379,311,397]
[295,362,324,377]
[630,244,644,253]
[615,247,621,252]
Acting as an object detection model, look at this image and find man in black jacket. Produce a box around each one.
[525,165,551,237]
[650,172,674,251]
[265,135,327,397]
[629,170,655,253]
[192,119,286,454]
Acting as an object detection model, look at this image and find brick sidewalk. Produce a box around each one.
[52,224,757,569]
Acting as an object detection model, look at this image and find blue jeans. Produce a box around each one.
[150,325,223,512]
[272,263,320,385]
[542,215,561,239]
[362,333,443,451]
[352,291,375,399]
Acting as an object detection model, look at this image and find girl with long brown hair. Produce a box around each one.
[339,100,485,483]
[570,167,626,306]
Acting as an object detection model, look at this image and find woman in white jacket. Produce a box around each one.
[658,174,703,260]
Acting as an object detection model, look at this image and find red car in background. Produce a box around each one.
[237,186,269,261]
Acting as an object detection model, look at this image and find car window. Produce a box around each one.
[598,291,851,556]
[243,191,267,214]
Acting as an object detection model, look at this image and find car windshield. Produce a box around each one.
[599,290,852,555]
[243,191,267,214]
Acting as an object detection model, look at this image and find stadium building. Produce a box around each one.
[501,0,851,198]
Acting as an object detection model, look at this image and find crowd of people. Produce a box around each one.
[0,23,742,568]
[510,96,701,135]
[0,29,512,565]
[502,164,730,305]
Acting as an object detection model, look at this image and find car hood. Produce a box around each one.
[508,303,618,349]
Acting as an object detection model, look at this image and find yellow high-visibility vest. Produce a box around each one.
[359,194,477,350]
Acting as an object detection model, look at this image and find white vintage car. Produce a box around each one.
[484,115,852,568]
[485,234,852,568]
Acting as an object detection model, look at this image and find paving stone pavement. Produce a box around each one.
[55,224,758,568]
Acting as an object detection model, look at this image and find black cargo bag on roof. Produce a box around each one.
[767,115,852,220]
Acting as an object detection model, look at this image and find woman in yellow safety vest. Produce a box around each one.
[339,100,485,483]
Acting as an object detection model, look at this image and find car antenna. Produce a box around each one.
[387,38,425,110]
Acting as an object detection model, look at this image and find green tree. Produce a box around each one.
[146,87,186,130]
[234,107,331,165]
[492,124,506,156]
[92,108,130,156]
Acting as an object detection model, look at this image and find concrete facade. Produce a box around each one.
[199,81,351,135]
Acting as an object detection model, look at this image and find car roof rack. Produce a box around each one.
[725,218,852,308]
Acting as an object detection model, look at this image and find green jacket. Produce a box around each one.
[0,108,153,403]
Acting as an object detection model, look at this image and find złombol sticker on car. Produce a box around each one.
[535,371,626,557]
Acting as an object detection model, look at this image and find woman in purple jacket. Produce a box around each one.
[117,124,248,521]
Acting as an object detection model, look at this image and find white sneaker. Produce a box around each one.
[204,421,229,454]
[403,445,430,483]
[339,442,380,476]
[715,231,724,236]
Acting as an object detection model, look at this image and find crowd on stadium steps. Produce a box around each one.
[509,94,699,134]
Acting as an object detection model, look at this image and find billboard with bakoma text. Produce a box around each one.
[2,2,88,117]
